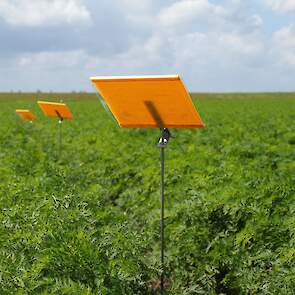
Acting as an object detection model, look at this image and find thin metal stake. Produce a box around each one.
[58,118,63,159]
[55,110,64,160]
[157,128,171,294]
[160,145,165,293]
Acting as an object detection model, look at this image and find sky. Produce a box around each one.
[0,0,294,92]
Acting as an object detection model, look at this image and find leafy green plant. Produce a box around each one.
[0,93,294,294]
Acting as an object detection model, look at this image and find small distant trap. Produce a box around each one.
[16,109,36,123]
[90,75,204,293]
[37,101,73,159]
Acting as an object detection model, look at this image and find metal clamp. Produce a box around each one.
[158,128,171,148]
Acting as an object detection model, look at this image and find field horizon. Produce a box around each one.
[0,91,295,103]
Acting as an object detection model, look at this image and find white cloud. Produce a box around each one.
[273,25,295,67]
[1,0,294,92]
[265,0,295,13]
[158,0,226,27]
[118,0,153,12]
[80,0,271,91]
[82,29,265,88]
[4,1,268,91]
[219,33,264,56]
[274,24,295,48]
[0,0,91,26]
[251,14,263,28]
[17,50,88,69]
[146,0,264,68]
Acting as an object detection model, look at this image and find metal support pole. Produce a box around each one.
[160,145,165,293]
[55,110,64,160]
[58,118,63,159]
[158,128,171,294]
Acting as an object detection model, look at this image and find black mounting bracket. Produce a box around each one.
[158,128,171,148]
[55,110,64,123]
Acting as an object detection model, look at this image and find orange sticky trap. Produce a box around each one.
[37,101,73,120]
[16,109,36,121]
[90,75,204,128]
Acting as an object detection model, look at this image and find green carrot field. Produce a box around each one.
[0,93,294,294]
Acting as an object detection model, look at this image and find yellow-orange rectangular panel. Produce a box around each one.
[90,75,204,128]
[37,101,73,119]
[16,109,36,121]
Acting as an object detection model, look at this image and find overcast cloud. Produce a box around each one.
[0,0,294,92]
